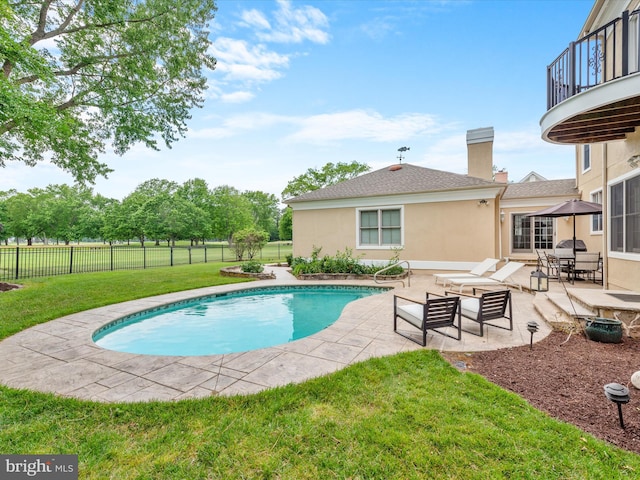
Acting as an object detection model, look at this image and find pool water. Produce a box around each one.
[93,286,386,356]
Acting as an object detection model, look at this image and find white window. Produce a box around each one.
[610,173,640,253]
[582,145,591,172]
[591,190,603,233]
[357,207,403,248]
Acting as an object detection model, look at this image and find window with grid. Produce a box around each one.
[512,214,554,252]
[359,208,401,246]
[610,174,640,253]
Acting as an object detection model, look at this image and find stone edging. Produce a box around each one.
[219,266,276,280]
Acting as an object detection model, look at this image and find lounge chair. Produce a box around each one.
[446,289,513,337]
[393,292,461,346]
[433,258,500,286]
[446,262,525,292]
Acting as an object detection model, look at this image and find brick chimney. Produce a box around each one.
[494,169,508,183]
[466,127,494,181]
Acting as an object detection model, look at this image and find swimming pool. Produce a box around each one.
[93,285,388,356]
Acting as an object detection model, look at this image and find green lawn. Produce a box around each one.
[0,241,291,281]
[1,265,638,479]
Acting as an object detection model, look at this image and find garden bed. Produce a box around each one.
[219,266,275,280]
[294,271,409,281]
[0,282,21,292]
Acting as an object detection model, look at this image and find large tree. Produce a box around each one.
[1,0,217,183]
[281,161,370,201]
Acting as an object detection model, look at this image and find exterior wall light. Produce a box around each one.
[478,199,489,206]
[500,210,505,223]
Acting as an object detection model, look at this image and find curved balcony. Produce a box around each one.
[541,9,640,145]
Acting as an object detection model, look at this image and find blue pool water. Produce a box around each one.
[93,285,386,356]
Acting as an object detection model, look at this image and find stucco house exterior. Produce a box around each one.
[287,127,579,271]
[540,0,640,291]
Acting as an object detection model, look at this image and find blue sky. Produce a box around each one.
[5,0,595,201]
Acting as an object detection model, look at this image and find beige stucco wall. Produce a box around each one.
[292,199,499,266]
[575,130,640,291]
[498,205,577,262]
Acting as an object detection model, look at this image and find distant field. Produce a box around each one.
[0,242,292,281]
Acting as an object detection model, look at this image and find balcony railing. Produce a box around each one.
[547,9,640,110]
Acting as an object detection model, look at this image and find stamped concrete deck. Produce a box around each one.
[0,267,554,402]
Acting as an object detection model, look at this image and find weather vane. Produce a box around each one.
[397,146,410,163]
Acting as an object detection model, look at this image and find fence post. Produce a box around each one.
[170,246,174,266]
[69,246,74,274]
[204,245,208,263]
[14,247,19,280]
[221,244,224,262]
[144,246,147,269]
[110,245,114,271]
[188,246,192,264]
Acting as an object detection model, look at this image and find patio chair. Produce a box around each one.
[432,258,500,286]
[448,289,513,337]
[574,252,601,283]
[538,250,560,280]
[393,293,461,346]
[446,262,525,292]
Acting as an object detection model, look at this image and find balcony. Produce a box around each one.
[541,9,640,144]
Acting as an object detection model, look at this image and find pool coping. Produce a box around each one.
[0,268,551,402]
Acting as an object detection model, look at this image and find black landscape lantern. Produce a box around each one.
[530,268,548,292]
[526,321,539,350]
[603,383,630,428]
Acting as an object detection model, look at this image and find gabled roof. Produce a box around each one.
[519,171,548,182]
[286,163,498,203]
[502,178,578,200]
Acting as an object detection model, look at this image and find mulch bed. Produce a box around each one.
[442,331,640,454]
[0,282,20,292]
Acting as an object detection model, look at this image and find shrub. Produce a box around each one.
[291,247,404,276]
[241,261,264,273]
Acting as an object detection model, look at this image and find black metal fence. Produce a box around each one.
[547,8,640,109]
[0,244,291,281]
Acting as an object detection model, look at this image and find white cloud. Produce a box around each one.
[210,37,289,83]
[255,0,330,44]
[286,110,443,144]
[240,9,271,30]
[220,91,255,103]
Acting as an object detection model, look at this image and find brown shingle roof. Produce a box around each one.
[501,179,578,199]
[286,163,497,203]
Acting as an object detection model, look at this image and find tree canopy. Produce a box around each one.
[281,161,370,200]
[1,0,217,183]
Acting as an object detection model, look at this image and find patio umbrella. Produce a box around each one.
[526,199,602,256]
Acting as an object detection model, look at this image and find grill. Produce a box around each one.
[555,239,587,251]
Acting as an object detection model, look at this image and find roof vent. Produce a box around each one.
[389,164,402,171]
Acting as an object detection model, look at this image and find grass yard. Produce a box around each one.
[0,264,639,479]
[0,241,291,282]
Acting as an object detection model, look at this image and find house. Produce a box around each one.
[499,178,579,263]
[540,0,640,291]
[287,127,579,270]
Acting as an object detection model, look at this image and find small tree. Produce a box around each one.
[231,228,269,261]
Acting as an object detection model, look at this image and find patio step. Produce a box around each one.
[532,292,596,332]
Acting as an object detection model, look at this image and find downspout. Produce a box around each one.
[602,143,608,289]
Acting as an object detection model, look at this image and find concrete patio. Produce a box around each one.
[0,265,619,403]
